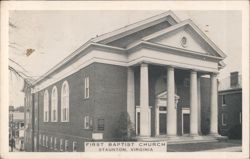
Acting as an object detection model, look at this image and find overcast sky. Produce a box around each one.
[9,10,242,107]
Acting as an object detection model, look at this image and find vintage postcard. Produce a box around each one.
[1,1,249,159]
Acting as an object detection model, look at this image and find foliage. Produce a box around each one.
[114,112,136,141]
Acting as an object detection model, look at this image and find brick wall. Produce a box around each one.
[31,63,127,152]
[218,89,242,136]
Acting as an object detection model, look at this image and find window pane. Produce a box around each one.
[98,119,104,131]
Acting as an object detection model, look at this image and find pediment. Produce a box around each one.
[149,27,215,55]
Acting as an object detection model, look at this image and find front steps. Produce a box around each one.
[136,135,227,145]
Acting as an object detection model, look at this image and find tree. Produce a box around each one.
[114,112,136,141]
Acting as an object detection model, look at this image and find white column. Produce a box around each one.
[155,105,159,136]
[140,63,150,137]
[190,70,199,136]
[167,66,177,137]
[210,73,219,135]
[197,75,202,135]
[127,67,135,130]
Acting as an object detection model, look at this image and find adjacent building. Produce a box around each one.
[218,72,242,138]
[9,109,25,151]
[23,11,226,152]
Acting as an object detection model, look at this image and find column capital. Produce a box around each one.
[140,63,148,67]
[167,65,174,71]
[190,70,198,75]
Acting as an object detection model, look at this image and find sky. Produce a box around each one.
[9,10,242,107]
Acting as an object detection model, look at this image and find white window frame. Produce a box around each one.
[54,137,57,150]
[84,116,90,129]
[46,136,48,148]
[61,81,69,122]
[51,86,58,122]
[222,113,227,126]
[65,140,69,152]
[43,90,49,122]
[39,134,41,145]
[50,137,53,149]
[84,77,89,99]
[73,141,77,152]
[43,135,45,146]
[60,139,63,151]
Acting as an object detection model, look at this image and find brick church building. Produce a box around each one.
[23,11,226,152]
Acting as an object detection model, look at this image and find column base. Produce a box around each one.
[190,134,202,139]
[136,135,151,141]
[209,133,220,137]
[167,135,180,140]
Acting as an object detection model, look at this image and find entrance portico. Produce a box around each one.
[127,63,220,139]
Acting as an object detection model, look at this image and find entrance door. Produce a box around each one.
[183,114,190,134]
[159,113,166,134]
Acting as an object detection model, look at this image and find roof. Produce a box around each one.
[32,11,226,86]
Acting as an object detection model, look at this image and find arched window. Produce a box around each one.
[51,86,58,122]
[43,90,49,122]
[61,81,69,122]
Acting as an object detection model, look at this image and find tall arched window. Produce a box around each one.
[51,86,58,122]
[43,90,49,122]
[61,81,69,122]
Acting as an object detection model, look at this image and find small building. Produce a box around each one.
[9,111,25,151]
[218,72,242,139]
[22,11,226,152]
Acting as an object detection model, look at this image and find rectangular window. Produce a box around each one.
[222,113,227,126]
[98,119,104,131]
[73,141,77,152]
[60,139,63,151]
[46,136,48,148]
[39,134,41,145]
[84,116,89,129]
[43,135,45,146]
[54,137,57,150]
[65,140,69,152]
[222,95,226,106]
[84,77,89,99]
[50,137,53,149]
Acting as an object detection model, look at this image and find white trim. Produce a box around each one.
[182,107,190,135]
[54,137,57,150]
[61,81,69,122]
[43,90,49,122]
[135,106,152,135]
[33,49,219,93]
[51,86,58,122]
[92,11,180,43]
[84,77,90,99]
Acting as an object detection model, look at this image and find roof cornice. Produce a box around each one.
[91,11,180,44]
[128,40,224,61]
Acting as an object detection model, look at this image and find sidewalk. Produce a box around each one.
[167,140,242,152]
[202,146,242,152]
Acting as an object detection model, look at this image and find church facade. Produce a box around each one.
[23,11,226,152]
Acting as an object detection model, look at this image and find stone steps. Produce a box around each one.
[136,135,226,145]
